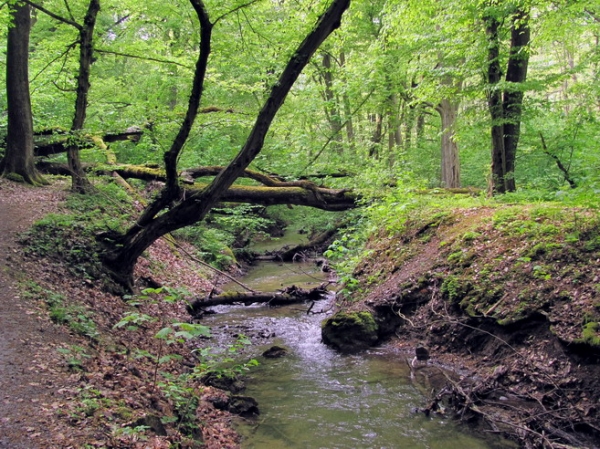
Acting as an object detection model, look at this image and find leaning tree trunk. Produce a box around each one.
[502,9,530,192]
[68,0,100,193]
[102,0,351,291]
[1,2,45,185]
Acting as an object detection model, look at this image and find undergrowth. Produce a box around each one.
[327,183,600,304]
[19,180,134,282]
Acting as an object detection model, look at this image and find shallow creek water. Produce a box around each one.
[200,256,507,449]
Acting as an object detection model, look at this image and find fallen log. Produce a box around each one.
[187,284,329,314]
[34,127,144,157]
[103,165,358,211]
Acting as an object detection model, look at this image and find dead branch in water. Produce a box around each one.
[187,284,329,314]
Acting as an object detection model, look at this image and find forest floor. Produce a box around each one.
[0,177,241,448]
[3,176,600,449]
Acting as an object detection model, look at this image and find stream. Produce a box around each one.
[199,235,510,448]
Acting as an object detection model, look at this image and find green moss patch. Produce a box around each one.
[321,311,379,353]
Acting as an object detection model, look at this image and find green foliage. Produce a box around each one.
[193,334,259,379]
[56,345,92,372]
[21,281,98,341]
[114,287,258,438]
[173,225,236,269]
[324,234,365,299]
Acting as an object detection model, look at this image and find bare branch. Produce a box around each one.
[62,0,75,22]
[24,0,81,29]
[95,48,194,69]
[31,41,78,84]
[214,0,263,25]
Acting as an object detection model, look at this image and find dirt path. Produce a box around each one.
[0,179,79,448]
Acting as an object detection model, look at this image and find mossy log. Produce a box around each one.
[33,128,143,157]
[103,165,358,211]
[187,284,329,313]
[190,183,356,211]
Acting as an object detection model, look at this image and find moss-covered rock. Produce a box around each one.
[321,311,379,353]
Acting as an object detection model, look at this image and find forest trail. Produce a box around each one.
[0,179,78,448]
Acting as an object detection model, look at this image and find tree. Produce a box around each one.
[1,1,45,184]
[25,0,101,192]
[101,0,352,290]
[485,3,530,194]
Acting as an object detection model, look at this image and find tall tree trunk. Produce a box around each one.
[321,52,344,152]
[102,0,351,290]
[339,52,355,149]
[485,7,530,195]
[438,98,460,188]
[502,9,530,192]
[68,0,100,193]
[1,2,45,185]
[369,113,383,158]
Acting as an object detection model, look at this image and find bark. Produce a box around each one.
[101,0,351,291]
[321,52,343,152]
[502,9,530,192]
[485,8,530,194]
[438,98,461,188]
[369,113,383,158]
[539,132,576,188]
[34,128,142,157]
[68,0,100,193]
[187,284,329,312]
[191,184,355,211]
[339,53,355,148]
[485,14,506,195]
[35,162,357,210]
[1,2,45,185]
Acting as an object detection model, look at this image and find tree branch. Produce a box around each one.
[95,48,194,69]
[213,0,262,25]
[539,132,577,188]
[24,0,81,29]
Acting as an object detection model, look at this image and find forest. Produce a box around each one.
[1,0,600,448]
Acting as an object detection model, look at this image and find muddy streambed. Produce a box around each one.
[200,259,510,449]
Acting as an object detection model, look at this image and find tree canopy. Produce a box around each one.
[1,0,599,287]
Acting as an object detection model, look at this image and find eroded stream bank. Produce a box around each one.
[198,259,510,449]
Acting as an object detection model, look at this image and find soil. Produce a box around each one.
[343,206,600,449]
[0,177,241,448]
[0,179,80,448]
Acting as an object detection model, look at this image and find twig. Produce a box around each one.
[164,236,256,293]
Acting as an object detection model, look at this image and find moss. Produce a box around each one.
[577,322,600,348]
[4,172,26,183]
[526,242,563,260]
[446,250,475,267]
[461,231,481,242]
[582,237,600,252]
[441,275,471,302]
[321,311,379,353]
